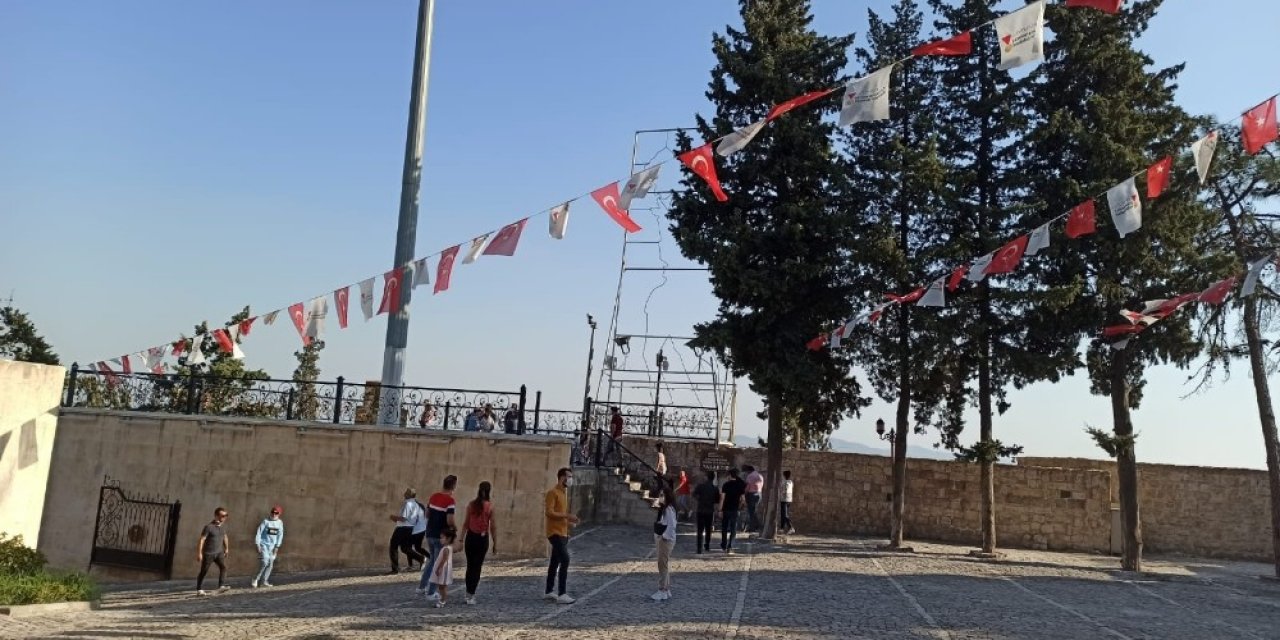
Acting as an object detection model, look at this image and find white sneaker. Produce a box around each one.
[426,592,441,603]
[196,590,208,596]
[250,579,258,588]
[415,587,427,596]
[543,591,558,602]
[218,585,231,591]
[651,591,666,601]
[660,590,671,600]
[434,600,446,608]
[465,595,476,605]
[556,594,576,604]
[262,582,273,587]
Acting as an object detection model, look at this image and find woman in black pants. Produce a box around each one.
[462,481,498,605]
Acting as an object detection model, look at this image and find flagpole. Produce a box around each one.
[379,0,435,425]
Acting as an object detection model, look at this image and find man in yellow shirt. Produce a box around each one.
[544,467,579,604]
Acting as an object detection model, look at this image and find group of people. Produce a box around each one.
[388,475,499,607]
[194,505,285,595]
[415,401,524,434]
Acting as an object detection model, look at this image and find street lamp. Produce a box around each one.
[583,314,597,426]
[876,418,896,460]
[652,349,668,436]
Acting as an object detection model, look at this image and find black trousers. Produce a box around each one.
[720,511,739,549]
[197,553,226,590]
[546,535,570,595]
[464,531,489,595]
[389,526,423,571]
[409,531,428,567]
[696,511,714,550]
[780,501,793,531]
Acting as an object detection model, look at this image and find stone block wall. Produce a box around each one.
[0,360,64,546]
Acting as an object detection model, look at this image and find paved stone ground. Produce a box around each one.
[4,524,1280,639]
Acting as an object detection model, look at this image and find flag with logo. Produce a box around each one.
[262,311,279,326]
[717,119,768,157]
[187,337,207,366]
[1107,178,1142,238]
[412,258,430,288]
[377,267,405,315]
[306,296,327,339]
[968,253,995,282]
[359,278,375,320]
[619,166,661,209]
[1026,224,1050,256]
[435,245,460,294]
[1190,131,1218,185]
[678,144,730,202]
[994,1,1045,71]
[549,202,570,239]
[839,65,893,126]
[591,182,643,233]
[463,235,489,264]
[482,219,528,256]
[143,346,166,374]
[1242,254,1274,296]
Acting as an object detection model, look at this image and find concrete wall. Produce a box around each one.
[0,360,65,547]
[1020,456,1276,560]
[40,409,572,580]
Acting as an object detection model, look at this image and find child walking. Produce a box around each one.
[429,527,458,608]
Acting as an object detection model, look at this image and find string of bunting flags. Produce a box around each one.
[85,0,1217,377]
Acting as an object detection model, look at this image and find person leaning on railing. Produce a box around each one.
[418,401,437,428]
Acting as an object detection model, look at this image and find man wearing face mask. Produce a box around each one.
[543,467,579,604]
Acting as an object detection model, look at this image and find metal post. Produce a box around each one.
[519,385,528,434]
[443,401,451,430]
[651,349,665,435]
[595,428,603,469]
[185,371,198,415]
[533,390,542,433]
[332,376,345,424]
[583,315,597,416]
[379,0,437,424]
[65,363,79,407]
[285,388,296,421]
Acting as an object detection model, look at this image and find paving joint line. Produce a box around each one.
[1125,580,1265,640]
[976,564,1132,640]
[724,541,755,639]
[870,557,950,640]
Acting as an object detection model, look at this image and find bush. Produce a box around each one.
[0,571,99,606]
[0,534,46,576]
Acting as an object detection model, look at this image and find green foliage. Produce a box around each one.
[0,306,59,365]
[1085,426,1137,459]
[173,307,275,417]
[0,571,100,606]
[0,534,46,576]
[292,339,325,421]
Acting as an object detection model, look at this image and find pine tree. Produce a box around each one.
[174,307,273,417]
[667,0,866,539]
[0,306,59,365]
[840,0,948,550]
[292,340,325,421]
[1020,0,1228,570]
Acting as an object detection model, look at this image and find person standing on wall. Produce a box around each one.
[196,507,231,596]
[463,480,498,605]
[503,405,520,434]
[544,467,579,604]
[251,505,284,588]
[388,488,425,574]
[417,475,458,603]
[480,404,498,432]
[609,407,624,454]
[692,470,719,554]
[780,470,795,535]
[743,465,764,534]
[718,469,747,554]
[651,485,678,601]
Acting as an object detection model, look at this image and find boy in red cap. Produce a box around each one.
[252,505,285,587]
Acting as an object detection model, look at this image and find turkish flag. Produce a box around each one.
[238,316,255,338]
[767,89,836,121]
[1065,200,1096,239]
[1103,324,1144,339]
[289,302,312,346]
[947,265,968,292]
[1142,293,1199,319]
[482,219,528,256]
[1199,276,1238,305]
[171,337,187,358]
[435,245,460,295]
[1146,156,1172,199]
[334,286,350,329]
[911,31,972,57]
[1243,98,1278,155]
[212,329,234,354]
[590,182,643,233]
[806,334,828,351]
[887,288,925,304]
[985,235,1030,276]
[678,144,729,202]
[1065,0,1122,13]
[378,267,405,315]
[118,355,132,374]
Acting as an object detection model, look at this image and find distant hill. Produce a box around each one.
[731,435,953,460]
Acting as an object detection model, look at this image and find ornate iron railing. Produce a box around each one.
[586,401,721,441]
[594,429,666,494]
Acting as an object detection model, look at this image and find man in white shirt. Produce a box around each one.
[387,488,425,574]
[780,470,795,534]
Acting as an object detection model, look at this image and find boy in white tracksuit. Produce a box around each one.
[252,506,285,587]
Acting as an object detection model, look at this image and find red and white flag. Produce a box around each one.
[143,346,166,374]
[482,219,527,257]
[212,328,244,359]
[1120,309,1159,326]
[985,235,1030,276]
[678,143,730,202]
[839,65,893,126]
[358,278,375,320]
[238,316,255,338]
[767,89,835,121]
[1065,0,1122,13]
[412,258,430,289]
[463,235,489,264]
[1199,276,1239,305]
[619,165,661,209]
[717,119,768,157]
[334,286,350,329]
[1065,200,1096,239]
[918,277,947,307]
[96,361,120,385]
[591,182,643,233]
[435,245,460,294]
[947,265,968,292]
[1243,254,1274,296]
[994,1,1045,71]
[116,356,132,374]
[868,302,892,324]
[1190,131,1218,185]
[378,267,405,315]
[1026,223,1051,257]
[1243,98,1278,156]
[967,253,995,282]
[306,296,327,339]
[171,337,187,358]
[1106,178,1142,238]
[886,288,925,305]
[549,202,570,240]
[1147,156,1172,199]
[289,302,312,346]
[911,31,972,57]
[1141,294,1198,319]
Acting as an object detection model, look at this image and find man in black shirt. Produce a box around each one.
[691,471,720,554]
[718,469,748,554]
[196,507,231,595]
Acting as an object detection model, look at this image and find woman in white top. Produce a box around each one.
[652,486,678,601]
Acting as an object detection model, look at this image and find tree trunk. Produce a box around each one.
[760,395,785,541]
[1110,349,1142,572]
[889,310,910,547]
[978,288,996,554]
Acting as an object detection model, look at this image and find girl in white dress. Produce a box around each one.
[430,527,457,607]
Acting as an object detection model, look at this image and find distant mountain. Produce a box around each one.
[731,435,953,460]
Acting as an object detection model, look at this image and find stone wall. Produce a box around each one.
[39,409,572,580]
[629,437,1112,554]
[0,360,65,546]
[1019,456,1275,561]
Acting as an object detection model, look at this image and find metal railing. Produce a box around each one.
[593,429,666,493]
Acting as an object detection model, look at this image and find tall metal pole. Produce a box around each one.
[583,315,597,418]
[379,0,436,425]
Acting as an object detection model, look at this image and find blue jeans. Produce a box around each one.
[745,493,761,531]
[254,548,276,584]
[720,511,739,549]
[418,537,443,592]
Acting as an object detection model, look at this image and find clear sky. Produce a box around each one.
[4,1,1279,469]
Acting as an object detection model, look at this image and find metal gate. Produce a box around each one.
[89,478,181,578]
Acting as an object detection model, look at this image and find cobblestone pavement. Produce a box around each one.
[4,525,1280,639]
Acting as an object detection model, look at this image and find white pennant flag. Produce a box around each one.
[1242,254,1274,296]
[412,258,430,288]
[142,346,167,373]
[1025,223,1051,256]
[829,322,845,349]
[1110,338,1131,351]
[1190,130,1219,185]
[619,165,661,210]
[918,277,947,307]
[358,278,375,321]
[187,335,207,366]
[968,253,995,282]
[838,65,893,127]
[262,310,279,326]
[549,202,570,240]
[717,119,767,157]
[1107,178,1143,238]
[305,296,327,339]
[463,235,489,264]
[994,1,1045,71]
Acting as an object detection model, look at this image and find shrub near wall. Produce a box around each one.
[0,534,99,606]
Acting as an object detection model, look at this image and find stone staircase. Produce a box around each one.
[572,465,661,527]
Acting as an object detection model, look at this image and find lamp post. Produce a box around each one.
[583,314,597,422]
[652,349,667,436]
[875,418,896,460]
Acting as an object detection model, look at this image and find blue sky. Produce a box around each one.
[3,1,1279,468]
